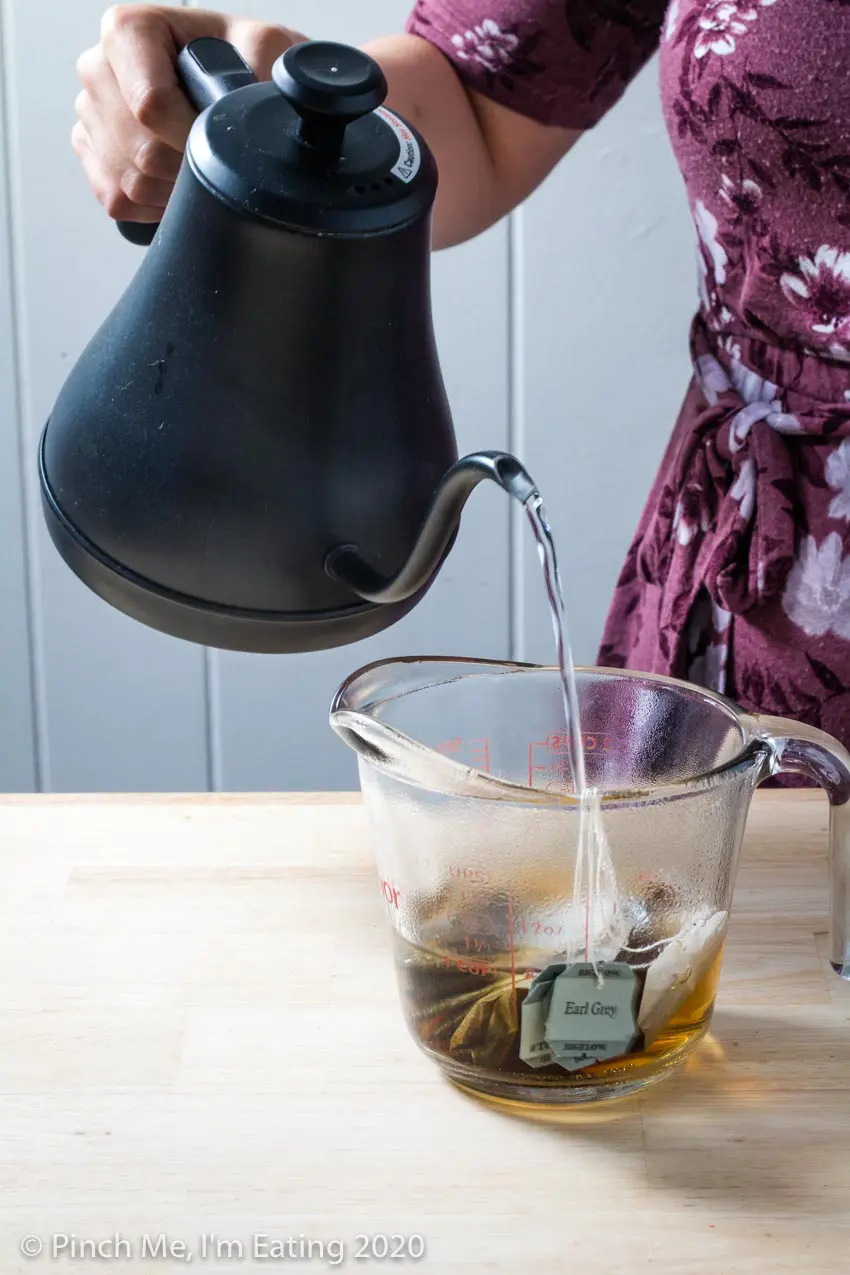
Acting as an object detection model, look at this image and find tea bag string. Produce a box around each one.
[577,785,619,977]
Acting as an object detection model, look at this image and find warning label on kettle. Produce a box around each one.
[375,107,421,184]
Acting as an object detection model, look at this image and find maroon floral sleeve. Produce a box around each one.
[405,0,668,130]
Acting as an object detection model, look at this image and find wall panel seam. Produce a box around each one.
[0,0,46,790]
[507,208,525,663]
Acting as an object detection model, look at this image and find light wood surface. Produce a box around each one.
[1,790,847,1272]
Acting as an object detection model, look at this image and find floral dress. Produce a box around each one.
[408,0,850,746]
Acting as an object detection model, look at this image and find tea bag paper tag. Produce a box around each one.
[520,961,640,1072]
[545,961,640,1069]
[518,963,564,1069]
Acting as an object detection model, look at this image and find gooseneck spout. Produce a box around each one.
[325,451,537,605]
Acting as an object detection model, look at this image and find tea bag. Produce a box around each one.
[448,977,518,1070]
[637,907,727,1045]
[519,958,642,1072]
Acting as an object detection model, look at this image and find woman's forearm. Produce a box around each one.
[363,34,579,249]
[362,33,500,248]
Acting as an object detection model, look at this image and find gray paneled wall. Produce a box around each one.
[0,12,36,792]
[0,0,695,794]
[4,0,210,793]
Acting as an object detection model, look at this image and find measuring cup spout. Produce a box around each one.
[329,700,518,802]
[329,655,546,802]
[324,451,536,605]
[747,714,850,979]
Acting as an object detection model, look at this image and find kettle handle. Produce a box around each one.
[325,451,537,605]
[116,38,257,246]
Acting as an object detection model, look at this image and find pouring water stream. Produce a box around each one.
[522,491,618,970]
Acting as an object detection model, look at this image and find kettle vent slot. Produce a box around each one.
[349,178,397,197]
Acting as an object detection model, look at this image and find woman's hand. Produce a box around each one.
[72,5,305,224]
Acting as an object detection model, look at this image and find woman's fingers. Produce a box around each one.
[73,6,307,221]
[226,18,305,80]
[72,120,164,223]
[100,4,201,149]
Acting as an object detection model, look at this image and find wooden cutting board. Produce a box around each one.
[0,790,846,1273]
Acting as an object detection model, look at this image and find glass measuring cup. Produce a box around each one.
[331,658,850,1105]
[331,657,850,1106]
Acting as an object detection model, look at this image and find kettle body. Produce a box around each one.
[40,40,528,654]
[40,141,455,651]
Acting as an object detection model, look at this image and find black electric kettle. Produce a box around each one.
[39,38,533,653]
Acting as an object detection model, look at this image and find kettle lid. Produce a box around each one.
[188,41,437,234]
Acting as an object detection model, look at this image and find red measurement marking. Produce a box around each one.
[435,737,491,773]
[528,740,572,787]
[449,864,489,885]
[515,917,564,938]
[443,953,493,976]
[380,880,401,909]
[463,934,493,954]
[453,888,478,910]
[469,738,490,773]
[528,732,615,786]
[543,732,616,755]
[528,740,550,788]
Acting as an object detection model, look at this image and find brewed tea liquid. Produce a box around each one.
[393,929,723,1097]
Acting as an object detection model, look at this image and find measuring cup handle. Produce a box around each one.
[745,712,850,979]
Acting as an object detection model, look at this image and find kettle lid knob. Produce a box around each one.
[274,43,387,119]
[273,43,388,155]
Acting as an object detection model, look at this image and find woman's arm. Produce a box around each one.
[72,6,579,250]
[363,33,579,247]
